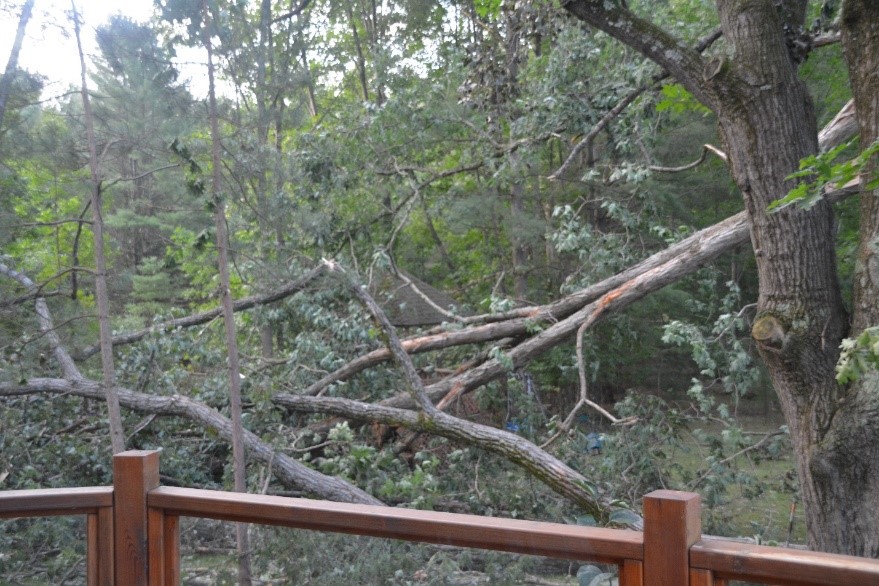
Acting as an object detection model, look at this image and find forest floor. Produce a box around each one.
[675,413,804,544]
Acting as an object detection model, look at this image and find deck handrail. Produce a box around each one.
[0,486,112,518]
[3,449,879,585]
[690,537,879,586]
[148,485,643,562]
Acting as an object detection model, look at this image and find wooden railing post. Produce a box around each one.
[86,506,114,585]
[148,505,180,586]
[113,450,160,585]
[643,490,701,586]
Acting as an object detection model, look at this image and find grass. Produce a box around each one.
[669,410,805,545]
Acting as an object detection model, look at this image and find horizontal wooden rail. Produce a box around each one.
[691,537,879,586]
[5,450,879,586]
[148,486,642,563]
[0,486,115,585]
[0,486,113,519]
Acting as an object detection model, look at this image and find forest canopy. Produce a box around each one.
[1,0,878,581]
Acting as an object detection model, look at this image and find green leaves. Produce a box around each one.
[656,83,711,116]
[836,327,879,385]
[770,139,879,212]
[473,0,501,20]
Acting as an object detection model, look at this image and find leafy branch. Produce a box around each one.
[770,139,879,212]
[836,327,879,385]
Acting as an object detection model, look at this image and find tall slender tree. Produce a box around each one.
[0,0,33,131]
[71,0,126,454]
[202,1,252,582]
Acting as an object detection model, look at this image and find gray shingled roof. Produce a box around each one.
[369,269,467,327]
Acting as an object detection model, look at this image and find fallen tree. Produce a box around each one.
[0,97,858,524]
[0,262,379,506]
[1,260,615,518]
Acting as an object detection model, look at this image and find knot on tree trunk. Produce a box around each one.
[752,314,787,349]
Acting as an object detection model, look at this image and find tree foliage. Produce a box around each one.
[1,0,877,579]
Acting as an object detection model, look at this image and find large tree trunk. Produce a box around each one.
[562,0,873,556]
[711,0,853,556]
[814,0,879,558]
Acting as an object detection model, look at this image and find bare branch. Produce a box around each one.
[390,259,465,324]
[813,31,841,48]
[271,0,312,24]
[649,144,728,173]
[78,264,327,359]
[549,27,723,181]
[3,218,93,228]
[0,263,82,380]
[688,429,786,490]
[818,99,856,154]
[103,163,181,188]
[549,86,645,181]
[323,259,439,415]
[562,1,714,109]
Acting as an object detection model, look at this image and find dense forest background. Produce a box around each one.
[0,0,871,582]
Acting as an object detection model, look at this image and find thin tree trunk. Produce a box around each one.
[0,0,34,131]
[346,4,370,102]
[256,0,274,360]
[202,3,252,581]
[300,44,318,117]
[71,0,126,454]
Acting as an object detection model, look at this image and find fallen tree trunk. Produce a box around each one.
[361,177,858,411]
[273,393,608,519]
[308,208,753,400]
[0,377,381,505]
[306,180,858,400]
[0,262,379,506]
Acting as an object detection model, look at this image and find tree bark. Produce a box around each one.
[562,0,875,557]
[813,0,879,558]
[202,4,252,581]
[274,393,609,519]
[72,1,127,454]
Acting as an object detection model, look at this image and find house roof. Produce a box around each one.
[369,269,467,327]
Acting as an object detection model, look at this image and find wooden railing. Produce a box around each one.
[2,450,878,585]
